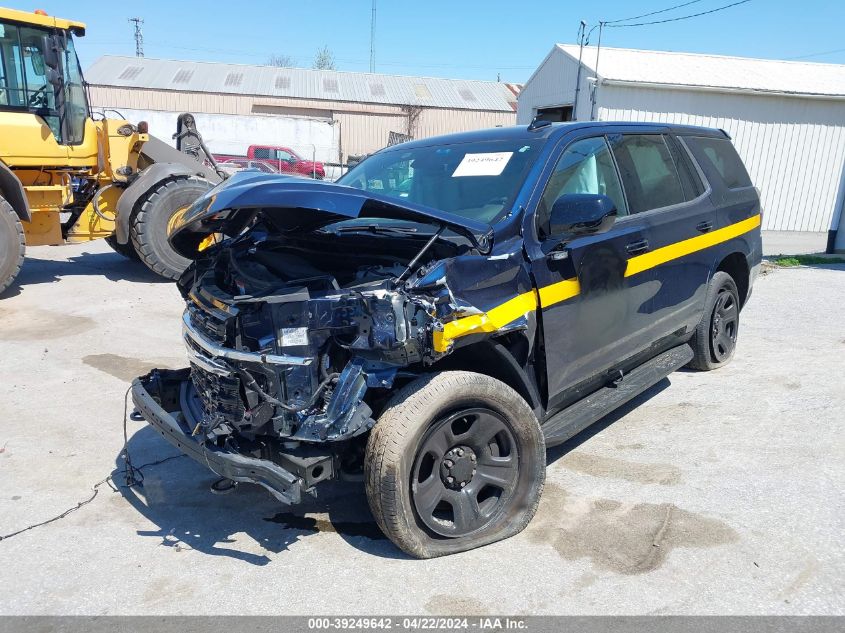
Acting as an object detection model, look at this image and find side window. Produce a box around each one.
[666,135,705,200]
[538,136,628,236]
[61,35,88,144]
[0,21,26,107]
[274,149,294,162]
[611,134,685,214]
[252,147,271,159]
[686,136,752,189]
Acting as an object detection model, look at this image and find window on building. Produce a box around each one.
[537,136,628,236]
[610,134,686,214]
[535,105,573,123]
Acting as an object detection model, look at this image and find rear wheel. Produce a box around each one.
[104,235,140,261]
[365,371,545,558]
[130,177,211,279]
[0,196,25,295]
[688,271,740,371]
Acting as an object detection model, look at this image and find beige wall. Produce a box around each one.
[89,86,516,160]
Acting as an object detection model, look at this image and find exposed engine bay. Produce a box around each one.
[179,223,462,446]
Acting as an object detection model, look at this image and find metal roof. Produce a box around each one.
[556,44,845,98]
[85,56,521,112]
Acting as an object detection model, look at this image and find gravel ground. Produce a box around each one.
[0,240,842,615]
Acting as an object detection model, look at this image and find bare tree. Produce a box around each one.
[267,53,294,67]
[313,46,336,70]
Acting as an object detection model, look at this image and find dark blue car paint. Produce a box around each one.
[139,122,762,504]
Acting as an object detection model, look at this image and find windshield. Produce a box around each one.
[337,138,544,224]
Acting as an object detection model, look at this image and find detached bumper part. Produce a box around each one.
[131,369,303,504]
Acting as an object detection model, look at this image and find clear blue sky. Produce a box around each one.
[6,0,845,82]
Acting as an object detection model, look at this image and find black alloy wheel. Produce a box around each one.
[365,371,545,558]
[411,408,519,538]
[687,270,741,371]
[710,286,738,363]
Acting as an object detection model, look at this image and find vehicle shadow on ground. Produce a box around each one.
[116,425,410,564]
[3,251,167,297]
[118,380,672,564]
[545,378,670,465]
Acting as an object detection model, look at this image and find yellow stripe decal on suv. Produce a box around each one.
[433,290,538,353]
[625,214,761,278]
[434,213,760,351]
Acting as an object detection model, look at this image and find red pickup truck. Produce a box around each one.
[213,145,325,179]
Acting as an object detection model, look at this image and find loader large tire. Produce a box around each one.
[0,196,25,295]
[130,177,211,280]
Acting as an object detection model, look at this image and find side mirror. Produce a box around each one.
[549,193,618,242]
[41,35,60,71]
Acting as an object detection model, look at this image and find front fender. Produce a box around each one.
[0,161,30,222]
[114,163,198,244]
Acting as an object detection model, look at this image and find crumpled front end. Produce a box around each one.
[131,176,538,504]
[179,263,428,445]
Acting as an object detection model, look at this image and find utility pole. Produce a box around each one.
[369,0,376,73]
[128,17,144,58]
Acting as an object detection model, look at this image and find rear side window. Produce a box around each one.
[666,135,705,200]
[610,135,685,214]
[686,136,752,189]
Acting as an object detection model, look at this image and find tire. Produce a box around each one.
[0,196,25,296]
[687,271,740,371]
[130,177,211,280]
[365,371,545,558]
[104,235,140,261]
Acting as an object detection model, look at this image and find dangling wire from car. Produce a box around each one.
[237,367,339,413]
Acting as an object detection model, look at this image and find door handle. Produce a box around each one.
[696,221,714,233]
[626,239,649,256]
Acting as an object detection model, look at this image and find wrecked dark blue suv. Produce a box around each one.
[132,121,762,558]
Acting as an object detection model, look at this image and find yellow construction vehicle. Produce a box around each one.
[0,7,223,294]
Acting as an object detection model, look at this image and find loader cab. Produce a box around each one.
[0,9,90,150]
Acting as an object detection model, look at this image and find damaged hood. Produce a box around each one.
[168,171,493,258]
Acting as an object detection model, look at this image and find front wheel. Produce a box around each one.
[0,196,25,296]
[365,371,545,558]
[130,177,212,280]
[688,271,740,371]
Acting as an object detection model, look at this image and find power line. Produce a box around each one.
[85,38,538,71]
[787,47,845,61]
[605,0,752,28]
[604,0,705,25]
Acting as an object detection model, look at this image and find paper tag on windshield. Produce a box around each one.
[452,152,513,177]
[280,327,308,347]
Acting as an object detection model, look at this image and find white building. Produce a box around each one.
[518,45,845,253]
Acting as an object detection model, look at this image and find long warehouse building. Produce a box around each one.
[518,45,845,253]
[85,56,520,174]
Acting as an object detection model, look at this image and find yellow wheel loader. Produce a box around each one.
[0,8,224,294]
